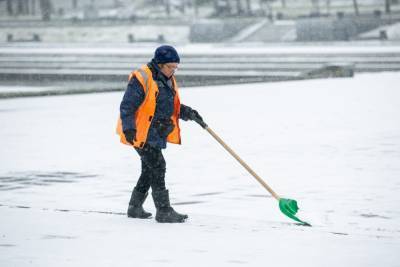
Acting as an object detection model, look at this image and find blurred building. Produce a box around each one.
[1,0,399,43]
[1,0,399,21]
[0,0,145,20]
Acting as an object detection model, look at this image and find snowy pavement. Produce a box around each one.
[0,72,400,266]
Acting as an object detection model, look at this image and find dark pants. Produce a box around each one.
[133,144,166,194]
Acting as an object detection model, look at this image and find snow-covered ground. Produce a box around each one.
[0,72,399,266]
[2,42,400,54]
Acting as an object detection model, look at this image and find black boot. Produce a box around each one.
[127,189,152,219]
[152,189,188,223]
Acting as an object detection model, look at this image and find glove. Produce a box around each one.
[181,104,207,128]
[123,129,136,145]
[189,109,203,124]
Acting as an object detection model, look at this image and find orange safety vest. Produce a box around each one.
[116,65,181,148]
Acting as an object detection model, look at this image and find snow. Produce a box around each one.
[0,72,400,266]
[2,42,400,55]
[0,85,62,93]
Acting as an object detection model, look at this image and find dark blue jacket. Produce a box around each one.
[120,60,192,149]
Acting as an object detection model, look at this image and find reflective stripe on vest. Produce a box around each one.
[116,65,181,148]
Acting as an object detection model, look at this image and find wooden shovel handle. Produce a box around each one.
[205,126,280,201]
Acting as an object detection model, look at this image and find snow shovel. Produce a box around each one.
[195,119,310,226]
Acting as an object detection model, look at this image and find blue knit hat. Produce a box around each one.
[153,45,180,64]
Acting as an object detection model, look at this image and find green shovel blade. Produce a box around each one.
[279,198,311,226]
